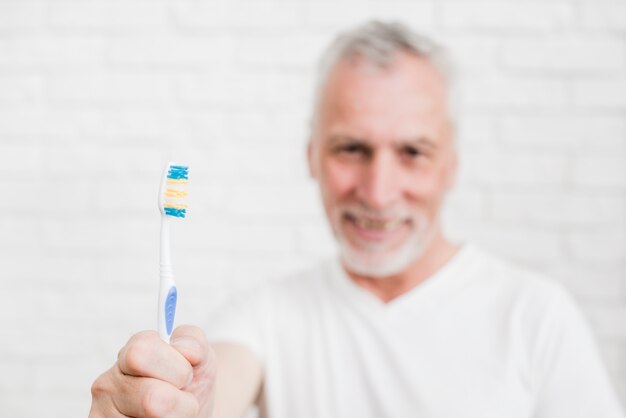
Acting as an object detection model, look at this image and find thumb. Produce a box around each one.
[170,325,217,417]
[170,325,211,368]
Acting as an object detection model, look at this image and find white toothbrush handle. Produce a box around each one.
[158,217,177,342]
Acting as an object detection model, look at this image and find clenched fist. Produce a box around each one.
[89,325,216,418]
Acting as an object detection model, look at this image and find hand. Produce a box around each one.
[89,325,216,417]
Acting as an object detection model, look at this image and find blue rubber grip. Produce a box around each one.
[165,287,177,336]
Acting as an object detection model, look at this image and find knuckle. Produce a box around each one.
[142,381,187,418]
[90,365,122,400]
[123,341,148,375]
[119,331,157,376]
[90,373,111,399]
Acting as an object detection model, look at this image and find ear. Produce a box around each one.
[445,149,458,190]
[307,139,318,179]
[442,122,458,191]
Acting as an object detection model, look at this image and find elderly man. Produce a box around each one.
[89,21,624,418]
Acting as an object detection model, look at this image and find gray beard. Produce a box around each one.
[338,220,437,279]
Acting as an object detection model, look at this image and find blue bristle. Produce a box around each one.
[167,165,189,180]
[164,207,187,218]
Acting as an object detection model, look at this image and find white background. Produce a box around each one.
[0,0,625,416]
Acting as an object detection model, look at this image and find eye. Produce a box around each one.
[401,145,422,158]
[335,143,371,158]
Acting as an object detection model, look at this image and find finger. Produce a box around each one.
[118,330,192,389]
[170,325,210,368]
[89,367,130,418]
[113,371,199,418]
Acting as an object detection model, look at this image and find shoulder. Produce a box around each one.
[457,245,583,332]
[466,245,569,301]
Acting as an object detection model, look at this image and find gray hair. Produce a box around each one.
[312,20,456,123]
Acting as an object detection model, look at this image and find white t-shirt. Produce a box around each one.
[206,245,624,418]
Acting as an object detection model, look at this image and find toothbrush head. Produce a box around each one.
[159,163,189,218]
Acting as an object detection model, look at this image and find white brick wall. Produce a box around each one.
[0,0,624,416]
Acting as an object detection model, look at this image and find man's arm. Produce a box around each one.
[531,290,625,418]
[212,343,263,418]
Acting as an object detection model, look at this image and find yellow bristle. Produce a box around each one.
[164,202,188,210]
[165,189,188,198]
[167,178,189,185]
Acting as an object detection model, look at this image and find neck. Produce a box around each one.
[343,233,459,303]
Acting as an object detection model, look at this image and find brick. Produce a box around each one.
[443,187,486,221]
[460,76,568,109]
[491,192,625,226]
[0,220,40,252]
[233,33,326,70]
[501,38,625,72]
[549,263,624,304]
[42,144,165,180]
[580,1,626,31]
[41,219,155,254]
[92,255,156,288]
[48,0,168,29]
[0,109,82,137]
[455,113,497,149]
[106,35,232,68]
[0,74,44,104]
[173,0,303,30]
[572,156,626,189]
[459,151,567,188]
[0,1,46,30]
[177,71,310,108]
[574,79,626,108]
[47,73,173,105]
[177,219,296,254]
[501,114,626,154]
[2,255,98,287]
[442,36,499,75]
[175,110,228,144]
[0,36,105,70]
[296,220,338,256]
[225,181,322,218]
[0,182,43,215]
[201,141,306,181]
[0,363,31,393]
[304,1,436,32]
[442,1,574,32]
[567,228,626,263]
[70,108,204,142]
[0,144,41,173]
[70,108,227,144]
[451,223,563,264]
[38,179,94,215]
[224,109,310,144]
[93,179,156,216]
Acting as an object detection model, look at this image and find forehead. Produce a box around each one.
[316,52,449,140]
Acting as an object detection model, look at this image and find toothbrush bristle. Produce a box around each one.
[167,165,189,181]
[164,207,187,218]
[162,164,189,218]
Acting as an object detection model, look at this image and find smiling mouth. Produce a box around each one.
[344,213,409,232]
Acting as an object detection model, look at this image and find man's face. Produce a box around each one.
[308,52,457,278]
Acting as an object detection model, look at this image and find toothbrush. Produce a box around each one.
[157,163,189,342]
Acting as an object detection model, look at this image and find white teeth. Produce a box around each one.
[354,217,402,231]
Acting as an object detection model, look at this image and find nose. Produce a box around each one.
[356,150,402,210]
